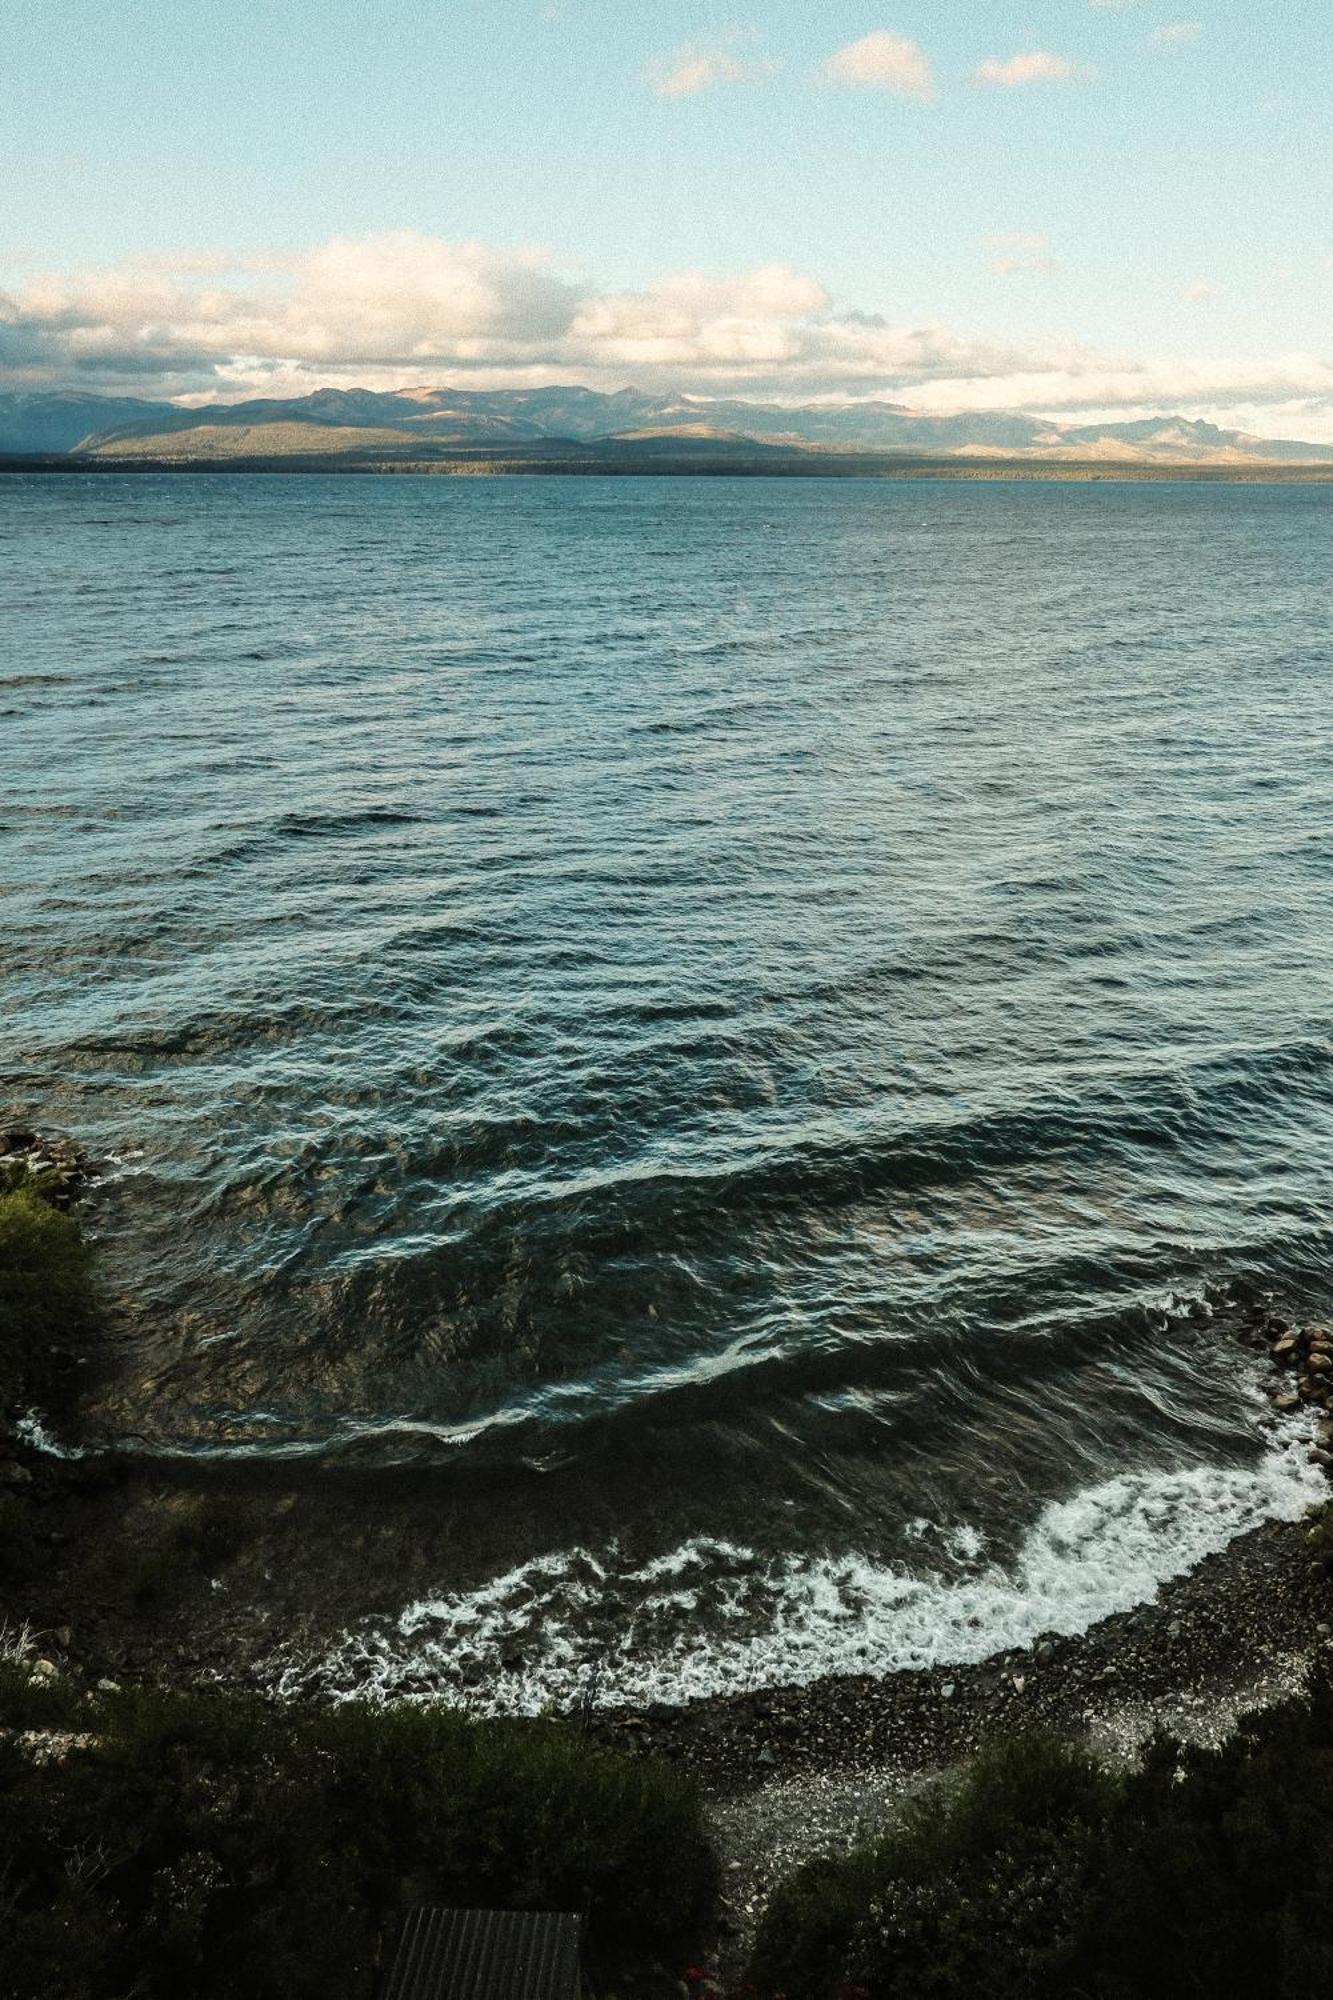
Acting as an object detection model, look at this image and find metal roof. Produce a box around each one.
[380,1906,583,2000]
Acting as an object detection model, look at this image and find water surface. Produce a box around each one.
[4,471,1332,1704]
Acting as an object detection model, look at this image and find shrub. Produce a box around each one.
[1074,1670,1333,2000]
[0,1175,97,1415]
[0,1681,717,2000]
[755,1675,1333,2000]
[0,1655,88,1731]
[753,1732,1113,2000]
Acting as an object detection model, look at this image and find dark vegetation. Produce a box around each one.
[0,1161,97,1415]
[0,1666,717,2000]
[752,1673,1333,1999]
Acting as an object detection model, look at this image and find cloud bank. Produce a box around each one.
[4,230,1333,439]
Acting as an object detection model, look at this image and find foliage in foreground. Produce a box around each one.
[0,1167,97,1415]
[753,1672,1333,1999]
[0,1670,717,2000]
[753,1732,1112,2000]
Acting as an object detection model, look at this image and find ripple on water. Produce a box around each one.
[4,471,1333,1685]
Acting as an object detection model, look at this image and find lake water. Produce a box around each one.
[4,470,1333,1708]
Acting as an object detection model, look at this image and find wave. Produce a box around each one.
[281,1417,1322,1715]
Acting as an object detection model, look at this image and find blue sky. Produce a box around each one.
[3,2,1331,434]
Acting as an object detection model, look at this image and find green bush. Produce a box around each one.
[0,1656,89,1731]
[1073,1673,1333,2000]
[0,1175,97,1415]
[754,1678,1333,2000]
[753,1732,1112,2000]
[0,1680,717,2000]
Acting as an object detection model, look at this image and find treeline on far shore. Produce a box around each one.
[7,448,1333,481]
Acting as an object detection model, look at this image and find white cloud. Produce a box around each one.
[7,231,1333,440]
[971,51,1095,88]
[987,232,1060,277]
[1151,21,1201,43]
[1181,279,1218,302]
[823,31,934,101]
[648,31,776,99]
[905,355,1333,427]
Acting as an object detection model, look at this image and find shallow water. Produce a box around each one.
[4,471,1333,1703]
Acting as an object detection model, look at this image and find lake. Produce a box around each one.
[4,470,1333,1707]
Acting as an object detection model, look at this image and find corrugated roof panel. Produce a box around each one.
[381,1906,583,2000]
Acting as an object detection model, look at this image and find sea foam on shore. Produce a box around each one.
[285,1414,1322,1716]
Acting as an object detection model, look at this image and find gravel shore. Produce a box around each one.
[576,1502,1331,1964]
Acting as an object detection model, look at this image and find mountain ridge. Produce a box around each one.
[2,385,1331,466]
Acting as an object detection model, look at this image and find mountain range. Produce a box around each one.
[2,385,1331,467]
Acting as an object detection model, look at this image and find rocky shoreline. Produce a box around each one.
[0,1126,97,1210]
[4,1353,1330,1783]
[3,1139,1331,1754]
[590,1505,1332,1785]
[693,1508,1332,1965]
[7,1430,1331,1982]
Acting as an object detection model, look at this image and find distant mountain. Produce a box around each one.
[0,390,180,455]
[3,385,1331,466]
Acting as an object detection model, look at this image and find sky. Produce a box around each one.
[3,1,1332,435]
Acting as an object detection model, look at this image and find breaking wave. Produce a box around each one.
[283,1418,1322,1715]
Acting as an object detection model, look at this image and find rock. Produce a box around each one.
[1275,1393,1300,1412]
[95,1678,121,1694]
[941,1682,956,1699]
[1274,1337,1299,1360]
[29,1659,58,1684]
[755,1744,776,1767]
[1311,1355,1332,1375]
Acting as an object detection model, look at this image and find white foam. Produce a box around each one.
[15,1411,87,1460]
[282,1419,1323,1716]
